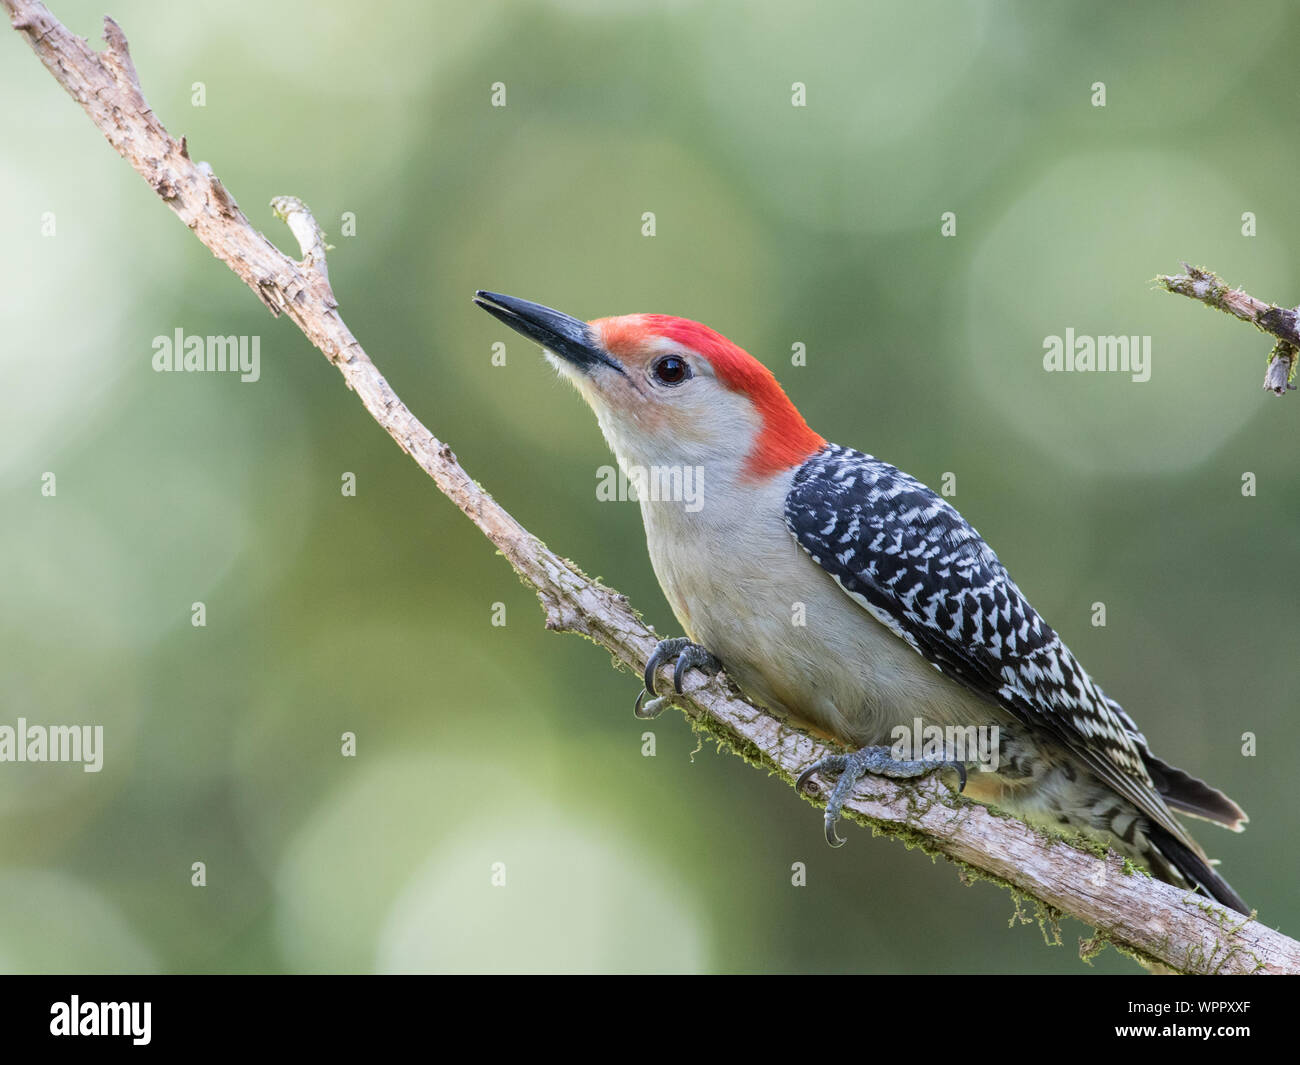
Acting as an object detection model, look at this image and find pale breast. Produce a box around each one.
[639,474,998,746]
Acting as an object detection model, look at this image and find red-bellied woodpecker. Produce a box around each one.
[474,290,1250,914]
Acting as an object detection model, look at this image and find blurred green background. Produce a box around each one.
[2,0,1297,974]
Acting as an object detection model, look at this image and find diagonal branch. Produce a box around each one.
[1157,264,1299,394]
[7,0,1297,974]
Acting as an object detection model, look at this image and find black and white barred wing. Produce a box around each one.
[784,444,1196,850]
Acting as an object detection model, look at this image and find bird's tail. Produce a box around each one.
[1144,751,1248,831]
[1143,822,1250,915]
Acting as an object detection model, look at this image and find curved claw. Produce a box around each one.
[796,755,845,795]
[642,651,667,698]
[798,756,851,847]
[633,688,669,720]
[949,761,968,792]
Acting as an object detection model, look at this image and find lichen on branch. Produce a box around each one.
[1157,263,1299,394]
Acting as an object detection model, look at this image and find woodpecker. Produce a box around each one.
[474,290,1250,914]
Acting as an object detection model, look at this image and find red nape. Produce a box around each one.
[603,314,826,478]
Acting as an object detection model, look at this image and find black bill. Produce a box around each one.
[473,291,624,375]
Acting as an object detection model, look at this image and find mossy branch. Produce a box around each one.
[8,0,1298,974]
[1157,264,1299,394]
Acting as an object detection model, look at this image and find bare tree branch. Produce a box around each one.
[7,0,1296,974]
[1157,264,1299,394]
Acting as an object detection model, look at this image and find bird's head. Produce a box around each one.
[474,291,825,481]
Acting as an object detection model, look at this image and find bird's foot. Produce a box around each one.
[796,746,968,847]
[633,637,722,719]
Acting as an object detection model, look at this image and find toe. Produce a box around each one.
[672,651,694,694]
[642,654,664,697]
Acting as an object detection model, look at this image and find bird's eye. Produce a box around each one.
[652,355,691,386]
